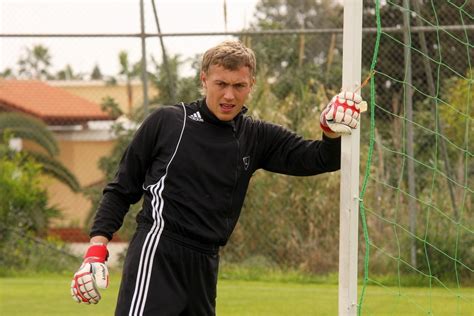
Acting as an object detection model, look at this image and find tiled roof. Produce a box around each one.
[0,80,110,124]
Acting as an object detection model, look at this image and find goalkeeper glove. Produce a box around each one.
[320,91,363,135]
[71,243,109,304]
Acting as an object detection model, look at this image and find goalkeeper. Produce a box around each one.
[71,40,363,315]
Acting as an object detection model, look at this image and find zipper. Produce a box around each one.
[227,122,240,237]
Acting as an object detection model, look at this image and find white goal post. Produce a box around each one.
[339,0,363,315]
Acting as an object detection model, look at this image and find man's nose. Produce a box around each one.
[223,87,235,100]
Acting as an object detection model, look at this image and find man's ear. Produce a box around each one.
[200,71,207,88]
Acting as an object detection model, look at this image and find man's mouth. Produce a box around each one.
[220,103,235,112]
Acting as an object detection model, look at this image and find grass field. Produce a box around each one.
[0,274,473,315]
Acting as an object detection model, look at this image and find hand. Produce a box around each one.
[71,243,109,304]
[320,91,363,135]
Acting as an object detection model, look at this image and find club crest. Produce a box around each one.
[243,156,250,170]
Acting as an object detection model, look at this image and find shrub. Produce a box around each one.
[0,152,77,273]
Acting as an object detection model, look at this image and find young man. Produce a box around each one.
[71,40,362,315]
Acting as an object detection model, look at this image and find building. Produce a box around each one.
[0,79,116,228]
[49,79,156,116]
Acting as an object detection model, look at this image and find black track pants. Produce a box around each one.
[115,228,219,316]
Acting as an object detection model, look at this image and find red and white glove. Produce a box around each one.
[71,243,109,304]
[320,91,363,135]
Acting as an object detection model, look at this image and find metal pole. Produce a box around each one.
[1,24,472,38]
[339,0,363,315]
[151,0,175,101]
[403,0,417,268]
[140,0,149,116]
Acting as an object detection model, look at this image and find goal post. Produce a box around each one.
[339,0,363,315]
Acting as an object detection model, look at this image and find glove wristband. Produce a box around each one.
[84,244,108,263]
[320,111,334,133]
[320,121,333,133]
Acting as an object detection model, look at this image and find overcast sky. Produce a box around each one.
[0,0,259,77]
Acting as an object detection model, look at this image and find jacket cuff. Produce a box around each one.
[322,132,341,143]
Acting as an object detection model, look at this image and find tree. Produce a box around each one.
[362,1,473,117]
[149,54,201,106]
[55,64,82,80]
[246,0,344,99]
[17,44,53,80]
[100,96,124,119]
[361,1,473,210]
[360,0,473,272]
[118,51,140,115]
[0,112,80,192]
[0,68,14,79]
[0,153,57,235]
[0,152,61,271]
[91,64,103,80]
[441,72,474,204]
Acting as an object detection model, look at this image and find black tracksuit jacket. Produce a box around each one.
[90,99,341,247]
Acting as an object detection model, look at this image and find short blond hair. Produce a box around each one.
[201,40,256,77]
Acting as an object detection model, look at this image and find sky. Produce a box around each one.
[0,0,259,77]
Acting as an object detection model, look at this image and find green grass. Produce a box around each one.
[0,274,473,315]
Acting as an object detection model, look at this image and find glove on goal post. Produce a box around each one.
[320,91,366,135]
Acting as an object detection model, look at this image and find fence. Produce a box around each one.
[0,1,472,286]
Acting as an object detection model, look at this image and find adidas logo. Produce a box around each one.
[188,111,204,122]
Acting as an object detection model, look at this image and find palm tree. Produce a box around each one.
[0,112,80,192]
[118,51,140,116]
[17,44,52,80]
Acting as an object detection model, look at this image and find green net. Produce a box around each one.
[359,0,473,314]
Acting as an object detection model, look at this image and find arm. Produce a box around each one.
[258,91,363,175]
[258,122,342,176]
[71,108,165,305]
[90,108,165,241]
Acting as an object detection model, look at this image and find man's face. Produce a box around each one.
[200,64,254,121]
